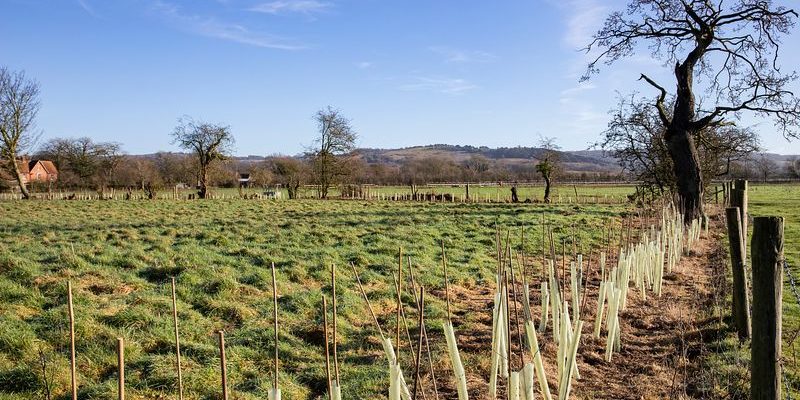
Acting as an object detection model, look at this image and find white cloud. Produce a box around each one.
[250,0,331,15]
[77,0,100,17]
[152,1,305,50]
[355,61,373,69]
[399,77,477,94]
[559,81,597,101]
[562,0,607,50]
[428,46,496,63]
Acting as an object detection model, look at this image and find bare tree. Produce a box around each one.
[153,152,195,187]
[535,137,561,203]
[602,94,760,197]
[268,156,306,199]
[171,117,234,199]
[38,137,122,190]
[753,153,778,182]
[0,67,40,198]
[788,157,800,179]
[310,107,357,199]
[585,0,799,222]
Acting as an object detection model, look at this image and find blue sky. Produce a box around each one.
[2,0,799,155]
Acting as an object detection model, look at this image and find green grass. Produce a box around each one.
[0,196,628,399]
[700,183,800,398]
[2,183,796,399]
[750,184,800,395]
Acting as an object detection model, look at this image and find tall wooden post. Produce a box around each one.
[117,338,125,400]
[725,208,751,340]
[218,331,228,400]
[731,180,748,254]
[750,216,784,400]
[67,281,78,400]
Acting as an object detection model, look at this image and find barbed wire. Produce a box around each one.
[784,260,799,400]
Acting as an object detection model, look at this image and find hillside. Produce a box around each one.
[139,145,798,177]
[355,145,621,173]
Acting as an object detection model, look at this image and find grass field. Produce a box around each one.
[750,184,800,392]
[0,183,797,399]
[0,195,624,399]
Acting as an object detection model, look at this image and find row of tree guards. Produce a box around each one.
[57,195,786,399]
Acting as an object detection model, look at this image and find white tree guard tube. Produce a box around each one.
[558,321,584,400]
[268,388,281,400]
[524,321,553,400]
[332,382,342,400]
[382,338,412,400]
[522,363,536,400]
[509,371,521,400]
[539,281,550,333]
[500,290,509,379]
[443,322,469,400]
[389,363,401,400]
[489,292,503,398]
[522,283,532,321]
[593,282,607,338]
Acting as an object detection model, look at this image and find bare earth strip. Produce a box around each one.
[435,210,726,400]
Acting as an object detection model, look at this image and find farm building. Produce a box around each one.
[18,157,59,183]
[2,156,59,185]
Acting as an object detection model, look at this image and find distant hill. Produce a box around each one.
[356,145,622,173]
[138,145,798,175]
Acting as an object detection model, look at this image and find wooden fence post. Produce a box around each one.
[117,338,125,400]
[725,207,751,340]
[218,330,228,400]
[731,180,748,254]
[751,216,784,400]
[67,281,78,400]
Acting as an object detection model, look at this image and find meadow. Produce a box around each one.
[0,194,622,399]
[0,183,797,399]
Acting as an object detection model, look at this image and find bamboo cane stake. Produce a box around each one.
[323,297,333,399]
[442,240,451,321]
[391,273,428,400]
[508,252,524,364]
[117,338,125,400]
[271,262,280,392]
[397,247,403,358]
[218,331,228,400]
[408,260,439,400]
[170,277,184,400]
[67,281,77,400]
[413,288,425,400]
[350,262,385,339]
[331,264,340,385]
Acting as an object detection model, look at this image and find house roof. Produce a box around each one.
[15,159,58,175]
[34,160,58,174]
[17,159,30,175]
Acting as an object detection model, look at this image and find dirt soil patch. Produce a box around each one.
[432,210,727,400]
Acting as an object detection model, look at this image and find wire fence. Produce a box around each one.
[784,260,800,400]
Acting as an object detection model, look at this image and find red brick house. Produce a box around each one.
[15,157,59,183]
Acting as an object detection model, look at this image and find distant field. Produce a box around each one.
[749,184,800,388]
[2,183,637,203]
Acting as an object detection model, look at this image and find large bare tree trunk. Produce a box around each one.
[11,159,30,199]
[666,127,704,222]
[199,166,208,199]
[543,176,551,203]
